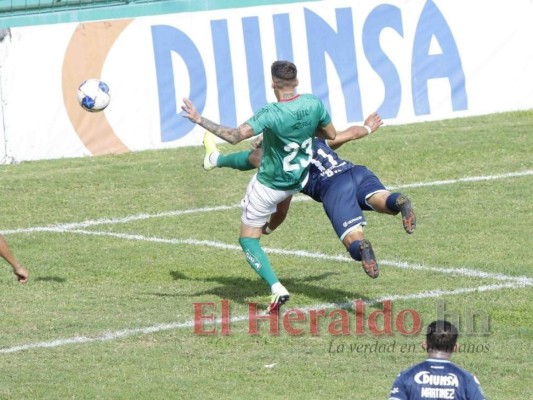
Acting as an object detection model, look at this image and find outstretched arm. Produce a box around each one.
[244,113,383,168]
[326,112,383,150]
[181,98,255,145]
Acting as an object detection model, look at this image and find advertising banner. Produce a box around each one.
[0,0,532,162]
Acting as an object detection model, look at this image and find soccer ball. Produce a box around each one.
[77,79,111,112]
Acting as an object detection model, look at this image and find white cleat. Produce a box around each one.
[203,131,219,171]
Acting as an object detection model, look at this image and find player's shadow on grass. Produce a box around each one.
[33,276,66,283]
[166,270,373,307]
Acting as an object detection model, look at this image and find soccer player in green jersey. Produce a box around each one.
[181,60,337,313]
[201,112,416,281]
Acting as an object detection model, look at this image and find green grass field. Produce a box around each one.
[1,110,532,399]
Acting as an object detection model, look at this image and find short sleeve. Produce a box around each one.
[317,97,332,127]
[246,105,270,136]
[466,374,486,400]
[388,373,407,400]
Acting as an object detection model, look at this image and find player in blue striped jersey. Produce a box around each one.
[202,112,416,279]
[388,320,486,400]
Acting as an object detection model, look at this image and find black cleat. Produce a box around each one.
[396,194,416,234]
[360,239,379,279]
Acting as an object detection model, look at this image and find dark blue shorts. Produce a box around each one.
[320,166,387,240]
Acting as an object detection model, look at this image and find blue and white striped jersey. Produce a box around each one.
[389,359,486,400]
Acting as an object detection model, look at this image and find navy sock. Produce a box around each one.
[348,240,362,261]
[386,193,402,213]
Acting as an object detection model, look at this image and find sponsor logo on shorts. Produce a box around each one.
[343,216,362,227]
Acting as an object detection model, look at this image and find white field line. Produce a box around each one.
[1,170,532,355]
[386,170,533,190]
[48,229,532,286]
[0,281,527,355]
[0,205,238,234]
[1,170,531,235]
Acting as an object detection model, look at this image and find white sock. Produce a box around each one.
[271,282,282,294]
[209,152,220,167]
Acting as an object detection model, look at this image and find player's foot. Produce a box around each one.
[203,131,219,171]
[360,239,379,279]
[396,194,416,234]
[268,285,290,314]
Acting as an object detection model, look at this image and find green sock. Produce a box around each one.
[218,150,255,171]
[239,237,279,287]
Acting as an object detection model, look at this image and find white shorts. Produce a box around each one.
[240,173,300,227]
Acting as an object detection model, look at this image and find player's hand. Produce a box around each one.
[262,223,272,235]
[14,266,29,283]
[364,112,383,133]
[181,98,202,124]
[250,135,263,150]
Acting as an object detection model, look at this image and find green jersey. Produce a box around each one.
[246,93,332,191]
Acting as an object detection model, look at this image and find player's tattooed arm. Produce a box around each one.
[181,97,254,144]
[197,117,254,145]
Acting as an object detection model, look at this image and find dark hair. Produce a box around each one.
[271,60,297,82]
[426,320,459,353]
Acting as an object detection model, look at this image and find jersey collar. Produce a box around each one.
[426,358,452,363]
[279,94,300,102]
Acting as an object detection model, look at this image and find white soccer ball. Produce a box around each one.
[77,79,111,112]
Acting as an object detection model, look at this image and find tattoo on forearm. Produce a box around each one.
[198,117,241,144]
